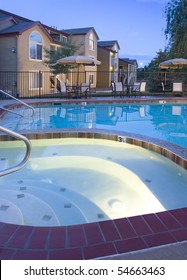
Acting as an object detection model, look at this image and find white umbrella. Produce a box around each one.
[159,58,187,69]
[56,55,101,85]
[56,55,101,66]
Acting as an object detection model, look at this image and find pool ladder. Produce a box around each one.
[0,126,31,177]
[0,89,35,116]
[0,90,34,176]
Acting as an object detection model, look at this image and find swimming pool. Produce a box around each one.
[2,102,187,148]
[1,138,187,226]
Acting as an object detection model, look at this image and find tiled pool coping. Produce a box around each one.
[0,98,187,260]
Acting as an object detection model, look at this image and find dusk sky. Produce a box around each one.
[1,0,169,66]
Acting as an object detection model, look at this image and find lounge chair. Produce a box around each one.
[172,82,184,97]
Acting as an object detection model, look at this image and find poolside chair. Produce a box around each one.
[112,82,126,97]
[129,82,140,97]
[172,82,184,97]
[130,82,146,97]
[65,83,80,99]
[65,83,73,98]
[139,81,147,97]
[161,82,172,95]
[60,81,66,93]
[56,77,66,96]
[111,82,115,97]
[80,83,91,98]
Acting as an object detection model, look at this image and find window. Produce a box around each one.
[29,31,43,60]
[29,71,43,90]
[89,33,94,51]
[89,74,94,85]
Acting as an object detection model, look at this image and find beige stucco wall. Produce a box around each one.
[17,25,50,72]
[97,47,110,87]
[67,30,98,87]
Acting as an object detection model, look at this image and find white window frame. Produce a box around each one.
[89,33,94,51]
[29,71,43,90]
[29,31,43,61]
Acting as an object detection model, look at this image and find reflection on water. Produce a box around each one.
[2,103,187,148]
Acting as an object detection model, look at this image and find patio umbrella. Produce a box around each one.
[159,58,187,69]
[159,58,187,85]
[56,55,101,85]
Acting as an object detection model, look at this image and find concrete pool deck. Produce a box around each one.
[0,96,187,260]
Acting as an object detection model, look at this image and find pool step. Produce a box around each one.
[0,189,60,226]
[0,179,108,226]
[22,179,109,222]
[0,183,91,226]
[0,197,24,225]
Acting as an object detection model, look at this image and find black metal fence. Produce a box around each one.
[0,70,187,99]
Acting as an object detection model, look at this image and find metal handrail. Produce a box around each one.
[0,106,23,117]
[0,126,31,177]
[0,89,35,115]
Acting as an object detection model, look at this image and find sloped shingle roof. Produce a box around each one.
[0,15,17,24]
[0,21,37,35]
[119,58,138,66]
[0,9,33,23]
[63,27,99,39]
[98,40,120,49]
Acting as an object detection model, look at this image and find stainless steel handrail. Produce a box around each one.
[0,106,23,117]
[0,89,35,115]
[0,126,31,177]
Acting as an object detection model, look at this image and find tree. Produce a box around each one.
[146,49,170,71]
[146,0,187,71]
[164,0,187,58]
[44,38,78,74]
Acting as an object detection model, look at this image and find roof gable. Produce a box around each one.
[0,9,33,23]
[0,15,18,32]
[0,21,52,41]
[98,40,120,50]
[0,16,17,24]
[119,58,138,66]
[63,27,99,39]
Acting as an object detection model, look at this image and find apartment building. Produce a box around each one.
[119,58,138,85]
[63,27,99,87]
[0,9,69,97]
[97,40,120,88]
[0,9,137,97]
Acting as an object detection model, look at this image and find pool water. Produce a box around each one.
[2,103,187,148]
[0,138,187,226]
